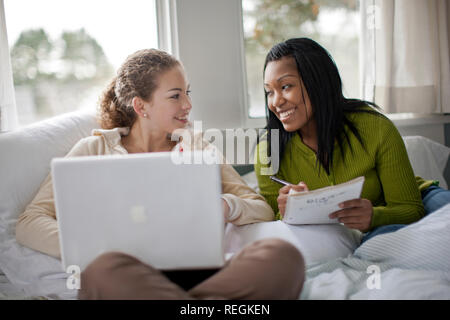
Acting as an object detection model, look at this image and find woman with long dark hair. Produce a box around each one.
[255,38,448,243]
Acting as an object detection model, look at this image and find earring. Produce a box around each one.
[143,113,148,118]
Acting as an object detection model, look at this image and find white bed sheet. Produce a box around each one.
[2,203,449,300]
[2,203,450,300]
[225,221,362,267]
[0,269,27,300]
[300,204,450,299]
[0,237,76,300]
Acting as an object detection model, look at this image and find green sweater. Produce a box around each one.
[255,109,426,230]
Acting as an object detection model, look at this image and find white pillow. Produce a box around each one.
[354,203,450,270]
[0,110,98,230]
[225,221,362,266]
[241,170,259,192]
[403,136,450,189]
[0,110,98,298]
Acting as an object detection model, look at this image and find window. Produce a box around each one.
[242,0,360,118]
[5,0,159,126]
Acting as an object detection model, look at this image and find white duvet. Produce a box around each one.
[1,204,450,300]
[300,203,450,299]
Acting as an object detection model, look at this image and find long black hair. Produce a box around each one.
[263,38,383,175]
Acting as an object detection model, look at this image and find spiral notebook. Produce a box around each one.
[283,176,365,225]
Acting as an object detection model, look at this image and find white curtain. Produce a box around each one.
[0,0,18,131]
[360,0,450,113]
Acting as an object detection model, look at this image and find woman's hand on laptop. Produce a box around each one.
[278,182,309,217]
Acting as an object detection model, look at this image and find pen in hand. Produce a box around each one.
[270,176,309,195]
[269,176,292,186]
[271,176,309,217]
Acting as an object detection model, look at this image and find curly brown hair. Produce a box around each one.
[98,49,180,129]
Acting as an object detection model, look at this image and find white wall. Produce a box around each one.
[397,124,445,145]
[171,0,450,149]
[175,0,247,130]
[0,0,18,131]
[390,115,450,145]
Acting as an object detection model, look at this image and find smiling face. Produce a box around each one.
[144,64,192,134]
[264,56,314,133]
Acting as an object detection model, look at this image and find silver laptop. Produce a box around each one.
[52,152,225,272]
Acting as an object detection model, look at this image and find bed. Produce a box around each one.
[0,110,449,300]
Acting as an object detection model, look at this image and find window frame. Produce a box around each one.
[5,0,160,128]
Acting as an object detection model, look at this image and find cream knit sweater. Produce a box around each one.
[16,127,274,258]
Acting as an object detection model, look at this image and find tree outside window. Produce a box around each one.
[242,0,360,118]
[5,0,158,127]
[11,28,114,125]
